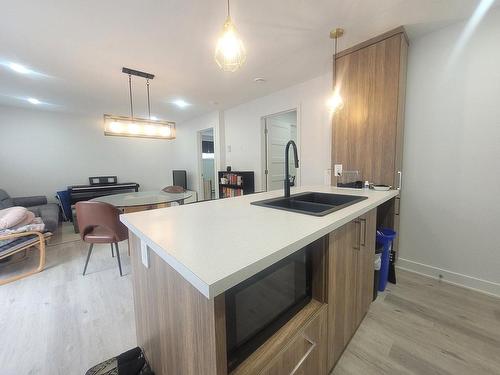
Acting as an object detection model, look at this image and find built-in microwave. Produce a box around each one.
[225,246,312,372]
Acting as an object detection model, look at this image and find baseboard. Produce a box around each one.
[397,258,500,298]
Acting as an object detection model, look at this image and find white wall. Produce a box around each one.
[0,105,174,200]
[170,111,222,196]
[172,74,332,198]
[224,74,332,191]
[399,8,500,296]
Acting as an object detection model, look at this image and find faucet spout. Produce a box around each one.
[284,140,299,198]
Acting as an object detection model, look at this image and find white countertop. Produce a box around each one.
[120,186,398,299]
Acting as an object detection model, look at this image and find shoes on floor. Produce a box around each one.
[85,347,154,375]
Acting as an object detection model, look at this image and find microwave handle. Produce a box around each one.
[289,336,317,375]
[397,170,402,190]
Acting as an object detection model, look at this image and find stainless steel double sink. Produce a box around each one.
[251,192,367,216]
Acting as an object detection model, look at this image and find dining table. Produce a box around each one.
[90,190,194,213]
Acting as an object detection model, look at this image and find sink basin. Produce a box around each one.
[251,192,367,216]
[291,192,366,206]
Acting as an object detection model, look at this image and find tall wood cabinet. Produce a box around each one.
[327,209,376,369]
[331,27,408,252]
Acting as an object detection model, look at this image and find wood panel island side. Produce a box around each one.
[120,186,398,375]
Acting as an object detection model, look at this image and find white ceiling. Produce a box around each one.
[1,0,498,123]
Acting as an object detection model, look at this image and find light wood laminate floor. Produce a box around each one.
[1,228,499,374]
[0,225,135,375]
[332,270,500,375]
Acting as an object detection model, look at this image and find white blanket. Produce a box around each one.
[0,217,46,236]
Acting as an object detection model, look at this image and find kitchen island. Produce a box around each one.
[121,186,399,374]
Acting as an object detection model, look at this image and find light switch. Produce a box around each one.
[141,240,149,268]
[334,164,343,177]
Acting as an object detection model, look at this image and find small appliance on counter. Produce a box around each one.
[336,170,363,189]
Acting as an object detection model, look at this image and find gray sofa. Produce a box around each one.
[0,189,59,233]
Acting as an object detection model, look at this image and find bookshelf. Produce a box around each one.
[218,171,255,198]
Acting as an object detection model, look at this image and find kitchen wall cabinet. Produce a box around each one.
[331,27,407,253]
[327,208,377,370]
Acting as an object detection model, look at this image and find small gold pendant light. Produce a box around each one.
[215,0,246,72]
[327,28,344,113]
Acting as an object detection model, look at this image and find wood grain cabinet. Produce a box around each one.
[260,305,328,375]
[331,27,408,253]
[355,209,377,327]
[327,209,377,370]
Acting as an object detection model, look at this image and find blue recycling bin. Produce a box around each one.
[376,228,397,292]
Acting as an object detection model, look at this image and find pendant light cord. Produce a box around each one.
[146,79,151,119]
[227,0,230,18]
[334,35,338,90]
[128,74,134,119]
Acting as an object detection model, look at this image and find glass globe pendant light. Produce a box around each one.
[327,28,344,113]
[215,0,246,72]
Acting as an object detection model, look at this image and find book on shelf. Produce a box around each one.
[221,173,243,186]
[218,171,254,199]
[222,186,243,198]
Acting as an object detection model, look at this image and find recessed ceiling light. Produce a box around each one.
[254,77,266,83]
[9,62,32,74]
[150,116,158,121]
[27,97,41,105]
[1,61,49,78]
[172,99,191,109]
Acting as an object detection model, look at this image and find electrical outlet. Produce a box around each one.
[141,240,149,268]
[334,164,343,177]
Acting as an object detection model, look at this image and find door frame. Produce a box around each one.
[196,127,218,201]
[260,106,302,192]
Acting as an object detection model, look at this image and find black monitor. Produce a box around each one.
[172,170,187,190]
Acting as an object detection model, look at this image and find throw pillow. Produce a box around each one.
[0,206,29,230]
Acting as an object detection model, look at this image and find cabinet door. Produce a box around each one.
[355,209,377,326]
[392,196,401,254]
[332,33,405,186]
[327,221,359,369]
[261,306,327,375]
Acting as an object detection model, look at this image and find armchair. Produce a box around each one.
[0,231,51,285]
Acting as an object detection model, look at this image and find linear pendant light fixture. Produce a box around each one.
[215,0,246,72]
[326,28,344,113]
[104,67,176,140]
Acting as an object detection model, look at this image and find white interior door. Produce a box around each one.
[198,128,216,200]
[265,113,297,191]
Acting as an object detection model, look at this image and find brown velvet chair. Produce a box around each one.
[75,201,128,276]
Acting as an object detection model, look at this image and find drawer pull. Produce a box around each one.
[289,336,317,375]
[353,220,361,250]
[360,218,367,247]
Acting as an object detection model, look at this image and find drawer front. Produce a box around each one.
[261,306,327,375]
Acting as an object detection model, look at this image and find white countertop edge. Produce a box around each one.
[122,189,398,299]
[121,217,211,297]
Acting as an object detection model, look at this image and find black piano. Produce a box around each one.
[68,176,139,205]
[68,183,140,204]
[68,177,139,233]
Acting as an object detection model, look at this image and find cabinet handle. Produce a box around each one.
[395,197,401,216]
[397,171,402,190]
[353,220,361,250]
[360,218,367,247]
[289,336,317,375]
